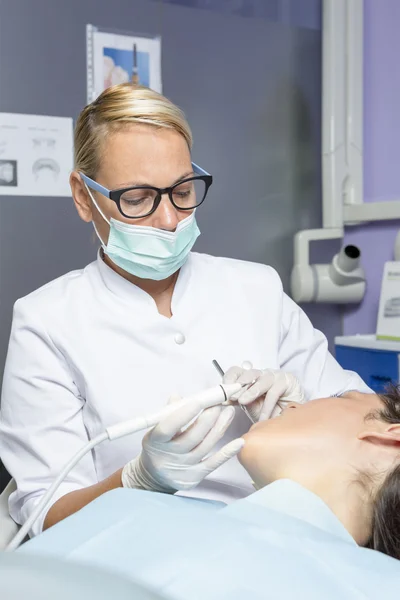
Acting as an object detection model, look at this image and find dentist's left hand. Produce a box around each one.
[223,367,305,422]
[122,397,244,493]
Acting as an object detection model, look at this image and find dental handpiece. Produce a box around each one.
[6,382,243,551]
[106,382,242,440]
[212,360,256,424]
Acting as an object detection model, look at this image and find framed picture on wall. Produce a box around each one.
[86,25,162,103]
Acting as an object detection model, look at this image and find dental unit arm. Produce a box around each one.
[5,383,242,552]
[291,1,400,305]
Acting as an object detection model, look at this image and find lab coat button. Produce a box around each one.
[174,332,185,345]
[242,361,253,370]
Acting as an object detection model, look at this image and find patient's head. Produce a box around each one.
[239,388,400,559]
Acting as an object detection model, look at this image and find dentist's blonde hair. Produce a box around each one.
[74,83,193,178]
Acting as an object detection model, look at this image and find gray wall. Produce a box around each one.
[0,0,338,379]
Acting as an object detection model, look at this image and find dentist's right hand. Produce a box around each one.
[122,393,244,494]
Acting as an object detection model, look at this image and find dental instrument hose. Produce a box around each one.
[6,432,108,552]
[6,383,240,552]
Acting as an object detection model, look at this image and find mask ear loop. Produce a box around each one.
[83,182,110,248]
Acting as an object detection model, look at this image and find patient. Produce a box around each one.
[18,387,400,599]
[240,387,400,558]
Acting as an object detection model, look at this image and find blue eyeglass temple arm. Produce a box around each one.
[191,162,210,176]
[80,162,210,197]
[80,173,110,197]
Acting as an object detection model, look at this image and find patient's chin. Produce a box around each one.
[248,421,264,432]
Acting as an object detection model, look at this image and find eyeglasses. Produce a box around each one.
[80,162,213,219]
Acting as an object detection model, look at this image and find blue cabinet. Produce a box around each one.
[335,336,400,393]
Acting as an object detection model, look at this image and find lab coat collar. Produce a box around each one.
[95,249,193,309]
[229,479,357,545]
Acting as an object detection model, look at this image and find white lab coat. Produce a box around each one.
[0,252,370,535]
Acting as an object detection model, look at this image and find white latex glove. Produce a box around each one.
[122,394,244,493]
[223,366,305,422]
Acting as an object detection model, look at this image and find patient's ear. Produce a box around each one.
[358,424,400,447]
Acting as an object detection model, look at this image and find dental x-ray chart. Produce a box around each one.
[86,25,162,103]
[0,113,73,197]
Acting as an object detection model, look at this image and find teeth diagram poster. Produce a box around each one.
[0,113,73,197]
[87,25,162,103]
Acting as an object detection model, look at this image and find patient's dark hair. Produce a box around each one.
[367,385,400,559]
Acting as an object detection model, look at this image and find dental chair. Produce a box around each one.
[0,478,19,550]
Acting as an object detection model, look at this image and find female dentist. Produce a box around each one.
[0,84,369,536]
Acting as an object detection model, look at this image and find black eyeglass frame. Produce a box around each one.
[80,163,213,219]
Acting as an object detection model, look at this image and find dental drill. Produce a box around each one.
[5,382,242,552]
